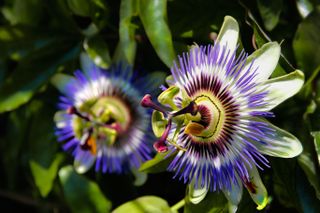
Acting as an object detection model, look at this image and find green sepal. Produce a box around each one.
[152,111,168,138]
[158,86,180,110]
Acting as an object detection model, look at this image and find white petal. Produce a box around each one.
[74,149,96,174]
[262,70,304,111]
[244,165,268,210]
[188,183,208,204]
[222,177,243,206]
[216,16,239,55]
[244,42,280,82]
[253,118,303,158]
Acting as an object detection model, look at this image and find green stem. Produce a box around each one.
[170,199,186,212]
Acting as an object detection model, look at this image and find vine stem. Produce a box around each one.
[170,198,186,212]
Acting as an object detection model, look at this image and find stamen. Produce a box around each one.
[80,128,94,151]
[153,119,172,153]
[170,101,198,117]
[140,94,168,114]
[67,106,90,121]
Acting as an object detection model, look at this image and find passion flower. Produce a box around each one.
[141,16,304,210]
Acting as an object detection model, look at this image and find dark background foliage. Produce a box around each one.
[0,0,320,212]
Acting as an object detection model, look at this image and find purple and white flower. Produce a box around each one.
[141,16,304,210]
[54,63,162,174]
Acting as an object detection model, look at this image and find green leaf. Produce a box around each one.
[114,0,138,65]
[184,190,228,213]
[2,0,44,26]
[298,140,320,200]
[311,131,320,166]
[0,26,53,60]
[30,154,64,197]
[298,154,320,201]
[139,0,176,67]
[84,35,111,69]
[167,0,243,42]
[272,158,300,209]
[139,152,176,174]
[50,73,74,94]
[67,0,93,17]
[0,40,80,113]
[59,166,112,213]
[296,167,320,212]
[92,0,107,9]
[113,196,172,213]
[0,107,30,189]
[293,6,320,78]
[257,0,283,31]
[27,100,62,197]
[46,0,79,33]
[244,10,288,78]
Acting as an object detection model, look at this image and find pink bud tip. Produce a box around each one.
[66,106,76,114]
[140,94,153,108]
[153,140,168,153]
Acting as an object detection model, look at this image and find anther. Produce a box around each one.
[171,101,198,117]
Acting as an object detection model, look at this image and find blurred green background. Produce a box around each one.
[0,0,320,212]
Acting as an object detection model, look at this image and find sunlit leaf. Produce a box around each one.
[30,154,64,197]
[27,100,63,197]
[112,196,172,213]
[114,0,138,65]
[59,166,112,213]
[139,0,176,67]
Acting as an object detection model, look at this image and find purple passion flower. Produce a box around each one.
[55,64,161,174]
[141,16,304,210]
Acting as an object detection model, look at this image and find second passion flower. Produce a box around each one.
[141,16,304,210]
[54,63,163,174]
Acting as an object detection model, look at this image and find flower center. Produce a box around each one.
[185,93,225,142]
[69,96,131,155]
